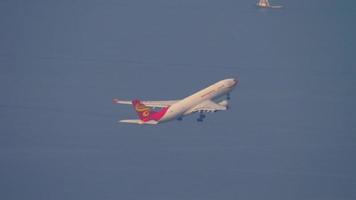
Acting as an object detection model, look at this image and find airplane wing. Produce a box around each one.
[184,100,227,115]
[119,119,158,125]
[113,98,178,108]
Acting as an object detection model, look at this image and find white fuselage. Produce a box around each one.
[159,78,237,122]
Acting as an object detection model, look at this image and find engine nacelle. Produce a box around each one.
[218,100,229,107]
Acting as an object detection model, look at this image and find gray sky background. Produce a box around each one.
[1,0,355,199]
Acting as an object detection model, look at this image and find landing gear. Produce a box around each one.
[227,93,231,100]
[177,117,183,121]
[197,112,206,122]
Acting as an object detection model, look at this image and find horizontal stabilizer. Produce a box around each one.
[119,119,158,125]
[112,98,178,108]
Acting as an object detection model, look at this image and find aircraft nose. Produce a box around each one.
[224,78,238,87]
[232,78,239,86]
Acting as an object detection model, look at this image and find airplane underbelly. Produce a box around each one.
[160,102,193,121]
[159,106,183,122]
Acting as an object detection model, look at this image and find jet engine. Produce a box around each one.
[218,100,229,107]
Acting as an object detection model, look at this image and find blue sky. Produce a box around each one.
[1,0,355,199]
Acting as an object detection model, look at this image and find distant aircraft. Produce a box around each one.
[257,0,283,8]
[113,78,238,124]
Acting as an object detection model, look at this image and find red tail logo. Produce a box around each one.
[132,99,152,121]
[131,99,169,122]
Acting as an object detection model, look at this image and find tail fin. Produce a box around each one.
[132,99,155,122]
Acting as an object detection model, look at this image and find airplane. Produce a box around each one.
[256,0,283,8]
[112,78,238,125]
